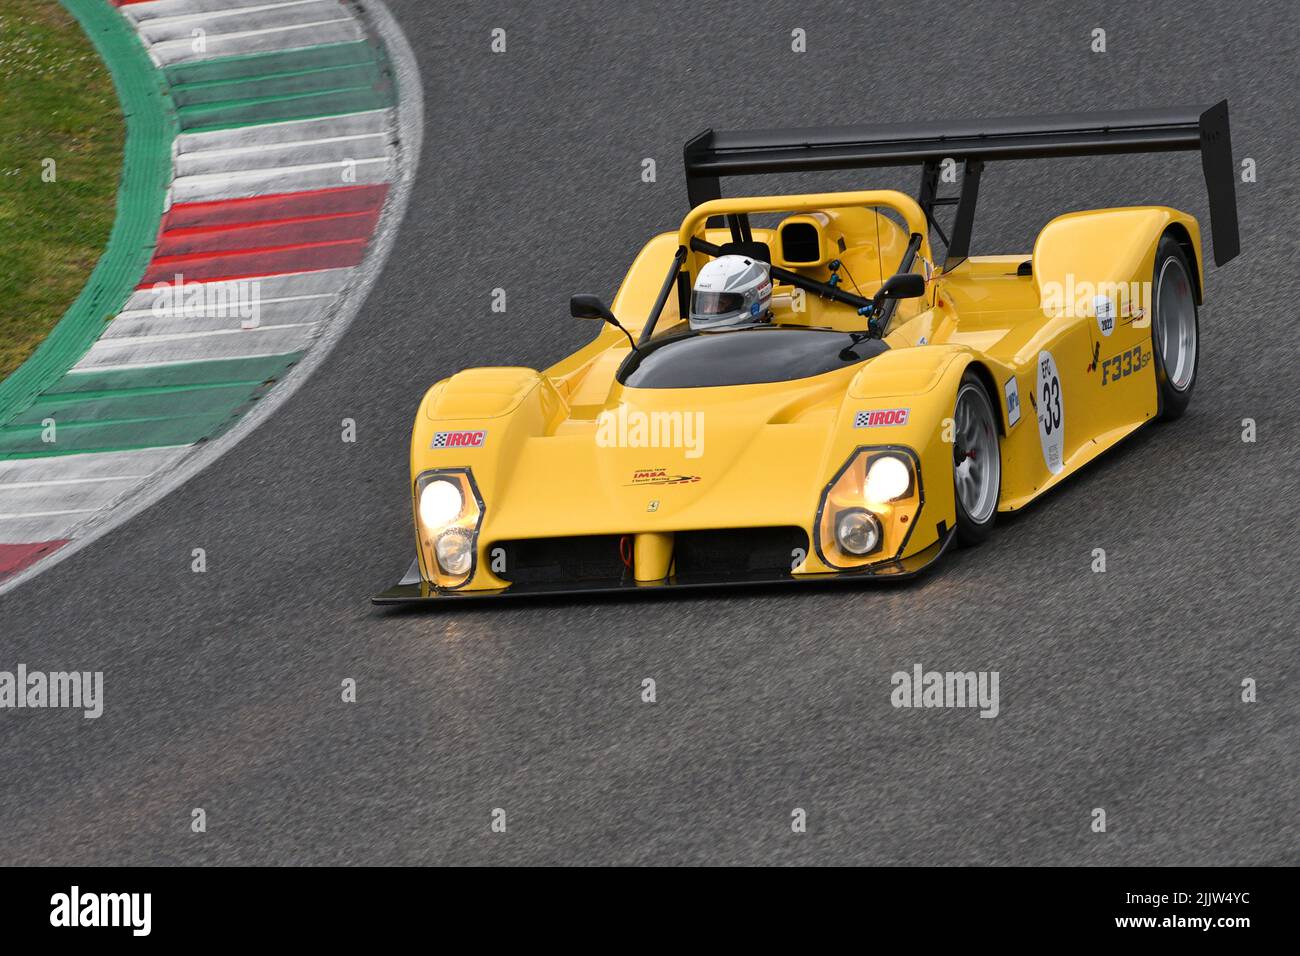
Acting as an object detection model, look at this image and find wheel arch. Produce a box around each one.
[961,359,1006,437]
[1034,206,1207,314]
[1161,221,1203,304]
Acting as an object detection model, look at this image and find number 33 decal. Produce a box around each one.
[1036,351,1065,475]
[1041,375,1062,433]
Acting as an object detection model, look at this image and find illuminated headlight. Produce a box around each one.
[418,478,463,530]
[835,508,881,555]
[865,454,912,504]
[435,529,474,575]
[413,468,483,588]
[815,447,920,571]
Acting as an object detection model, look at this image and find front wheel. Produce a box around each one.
[952,371,1002,546]
[1151,235,1199,420]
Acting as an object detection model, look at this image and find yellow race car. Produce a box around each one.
[375,104,1239,605]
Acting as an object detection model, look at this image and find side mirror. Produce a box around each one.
[570,293,636,351]
[871,272,926,314]
[570,294,617,323]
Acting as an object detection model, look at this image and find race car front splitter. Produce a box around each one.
[372,525,955,607]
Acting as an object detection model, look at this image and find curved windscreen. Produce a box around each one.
[618,326,889,389]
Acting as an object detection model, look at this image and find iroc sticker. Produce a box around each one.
[431,429,486,449]
[854,408,910,428]
[1035,352,1064,474]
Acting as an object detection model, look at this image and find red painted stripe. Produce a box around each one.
[156,208,382,257]
[0,541,69,581]
[139,239,369,286]
[162,185,388,231]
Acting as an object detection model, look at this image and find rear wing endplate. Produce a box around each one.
[684,102,1239,267]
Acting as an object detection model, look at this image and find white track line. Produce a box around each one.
[116,293,337,323]
[0,476,149,490]
[0,447,189,481]
[87,322,316,348]
[135,0,327,28]
[124,270,355,311]
[171,156,392,202]
[147,19,361,66]
[176,111,390,152]
[178,131,388,164]
[76,327,319,369]
[140,3,348,45]
[123,0,326,22]
[0,509,100,520]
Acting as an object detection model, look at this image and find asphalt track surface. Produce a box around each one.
[1,1,1296,865]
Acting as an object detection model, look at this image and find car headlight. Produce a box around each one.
[814,447,922,570]
[435,528,474,575]
[418,478,463,529]
[864,454,912,504]
[835,508,881,555]
[414,468,483,588]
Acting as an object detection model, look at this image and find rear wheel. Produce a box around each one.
[1151,235,1199,420]
[952,371,1001,546]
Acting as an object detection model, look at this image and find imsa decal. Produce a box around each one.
[431,429,486,449]
[628,468,700,486]
[854,408,910,428]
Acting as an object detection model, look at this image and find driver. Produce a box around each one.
[688,255,773,331]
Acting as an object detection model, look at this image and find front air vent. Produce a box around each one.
[491,527,810,586]
[492,534,627,586]
[673,526,809,577]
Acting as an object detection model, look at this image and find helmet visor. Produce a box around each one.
[691,290,744,317]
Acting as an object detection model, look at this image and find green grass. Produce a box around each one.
[0,0,124,380]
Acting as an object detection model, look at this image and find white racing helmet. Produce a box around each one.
[689,255,772,331]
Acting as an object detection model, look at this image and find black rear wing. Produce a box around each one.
[684,102,1239,267]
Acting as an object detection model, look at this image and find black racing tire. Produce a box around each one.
[1150,234,1200,421]
[952,370,1001,547]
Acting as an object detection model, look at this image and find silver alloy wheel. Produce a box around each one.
[953,382,1000,524]
[1155,255,1197,392]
